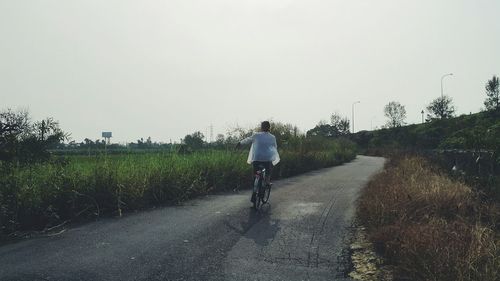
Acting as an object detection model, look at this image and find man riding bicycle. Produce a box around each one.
[236,121,280,204]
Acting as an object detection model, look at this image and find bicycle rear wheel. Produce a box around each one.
[262,184,271,204]
[253,177,262,209]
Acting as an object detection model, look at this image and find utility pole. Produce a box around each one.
[370,116,376,130]
[210,124,213,143]
[352,101,360,133]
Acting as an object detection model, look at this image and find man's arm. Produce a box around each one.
[239,136,253,145]
[235,135,253,149]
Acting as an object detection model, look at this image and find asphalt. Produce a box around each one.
[0,155,385,281]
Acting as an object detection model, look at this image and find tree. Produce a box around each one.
[330,113,350,135]
[306,113,350,138]
[267,122,301,146]
[0,109,29,137]
[306,123,337,138]
[0,109,66,162]
[33,118,66,144]
[0,109,30,161]
[484,75,500,111]
[426,95,455,120]
[183,131,205,150]
[213,134,225,147]
[83,138,93,147]
[225,126,253,145]
[384,101,407,128]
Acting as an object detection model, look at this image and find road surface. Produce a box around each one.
[0,156,384,281]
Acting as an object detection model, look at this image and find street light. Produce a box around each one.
[441,73,453,98]
[352,101,360,133]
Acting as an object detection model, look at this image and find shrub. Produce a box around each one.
[358,156,500,281]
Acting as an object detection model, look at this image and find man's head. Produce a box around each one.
[261,121,271,132]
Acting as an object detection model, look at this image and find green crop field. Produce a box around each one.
[0,138,356,238]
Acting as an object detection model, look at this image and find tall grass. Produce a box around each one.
[358,156,500,281]
[0,139,356,238]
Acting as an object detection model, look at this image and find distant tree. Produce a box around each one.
[225,126,253,145]
[384,101,407,128]
[330,113,350,135]
[84,139,105,149]
[216,134,224,142]
[307,113,350,138]
[68,140,77,148]
[0,109,30,161]
[484,75,500,111]
[0,109,66,162]
[0,109,29,137]
[183,131,205,150]
[268,122,301,146]
[306,123,336,138]
[214,134,225,147]
[426,95,456,120]
[33,118,61,141]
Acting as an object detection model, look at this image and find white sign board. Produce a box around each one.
[102,132,112,138]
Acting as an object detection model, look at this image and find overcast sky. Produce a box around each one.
[1,0,499,143]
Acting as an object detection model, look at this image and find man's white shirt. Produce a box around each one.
[240,132,280,165]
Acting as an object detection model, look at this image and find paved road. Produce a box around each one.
[0,156,384,281]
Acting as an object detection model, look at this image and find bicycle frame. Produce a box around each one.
[252,164,272,209]
[253,167,266,193]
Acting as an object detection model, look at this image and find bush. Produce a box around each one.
[358,156,500,280]
[352,110,500,151]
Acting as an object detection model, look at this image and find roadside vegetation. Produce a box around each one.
[349,74,500,280]
[353,109,500,199]
[352,74,500,152]
[352,109,500,152]
[0,109,356,240]
[358,156,500,281]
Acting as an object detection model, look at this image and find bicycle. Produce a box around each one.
[252,164,272,210]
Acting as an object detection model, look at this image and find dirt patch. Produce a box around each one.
[349,225,393,281]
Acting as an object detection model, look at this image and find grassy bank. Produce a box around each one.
[352,110,500,152]
[358,156,500,281]
[0,139,356,238]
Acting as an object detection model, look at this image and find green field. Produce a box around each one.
[0,139,356,237]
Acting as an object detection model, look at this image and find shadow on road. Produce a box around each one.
[223,204,280,246]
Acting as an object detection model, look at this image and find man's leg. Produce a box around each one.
[264,162,272,186]
[251,162,258,203]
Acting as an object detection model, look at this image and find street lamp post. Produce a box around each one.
[352,101,360,133]
[441,73,453,98]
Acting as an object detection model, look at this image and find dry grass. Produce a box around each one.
[358,156,500,281]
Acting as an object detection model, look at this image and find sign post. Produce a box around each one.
[102,132,112,145]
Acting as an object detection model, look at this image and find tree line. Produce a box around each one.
[2,75,497,159]
[383,75,499,128]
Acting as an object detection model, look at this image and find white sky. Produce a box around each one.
[1,0,499,143]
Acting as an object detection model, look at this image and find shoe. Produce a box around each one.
[250,192,256,203]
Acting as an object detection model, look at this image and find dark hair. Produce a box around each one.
[261,121,271,132]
